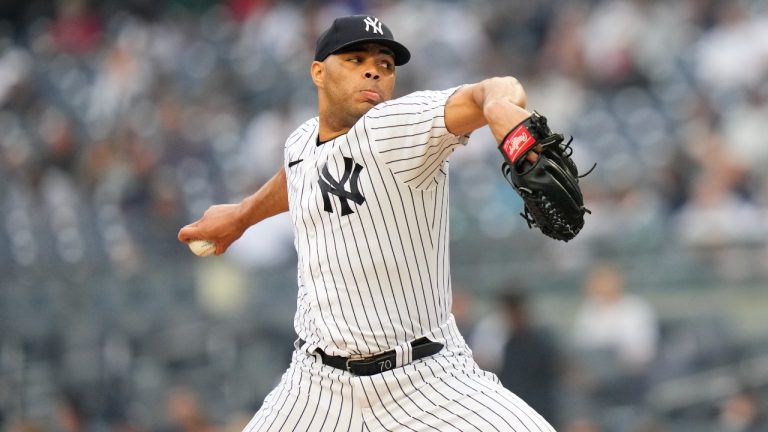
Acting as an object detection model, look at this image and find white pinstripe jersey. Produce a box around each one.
[285,87,469,358]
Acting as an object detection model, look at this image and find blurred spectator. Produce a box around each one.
[49,0,102,54]
[469,289,560,424]
[468,300,508,373]
[450,284,475,337]
[694,3,768,92]
[572,262,658,371]
[570,262,659,404]
[54,391,93,432]
[718,389,766,432]
[720,84,768,174]
[6,418,45,432]
[674,168,765,280]
[222,412,250,432]
[495,291,561,427]
[564,416,601,432]
[580,0,648,86]
[163,387,220,432]
[675,170,762,249]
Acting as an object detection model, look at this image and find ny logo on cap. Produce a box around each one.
[363,16,383,35]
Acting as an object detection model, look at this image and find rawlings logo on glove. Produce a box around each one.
[501,124,536,162]
[499,112,593,242]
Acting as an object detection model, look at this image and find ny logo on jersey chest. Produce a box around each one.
[318,157,366,216]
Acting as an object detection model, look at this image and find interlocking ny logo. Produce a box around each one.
[318,157,365,216]
[363,16,383,35]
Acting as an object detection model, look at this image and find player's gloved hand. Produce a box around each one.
[177,204,248,255]
[498,112,593,242]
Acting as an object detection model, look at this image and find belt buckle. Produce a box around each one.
[345,355,389,375]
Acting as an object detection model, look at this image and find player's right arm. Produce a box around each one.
[177,167,289,255]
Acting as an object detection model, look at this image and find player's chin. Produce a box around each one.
[353,102,376,116]
[356,98,378,107]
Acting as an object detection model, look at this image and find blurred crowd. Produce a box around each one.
[1,0,767,275]
[464,262,768,431]
[1,0,767,431]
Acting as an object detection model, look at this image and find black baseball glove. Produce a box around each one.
[498,112,592,242]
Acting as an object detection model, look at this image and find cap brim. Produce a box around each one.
[331,38,411,66]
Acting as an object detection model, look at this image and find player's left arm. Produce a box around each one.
[444,76,530,143]
[448,77,592,241]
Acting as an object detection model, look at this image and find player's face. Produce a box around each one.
[316,43,396,123]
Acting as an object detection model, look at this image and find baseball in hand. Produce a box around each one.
[188,239,216,257]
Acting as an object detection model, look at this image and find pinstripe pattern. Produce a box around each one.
[285,88,468,358]
[243,347,555,432]
[244,88,556,431]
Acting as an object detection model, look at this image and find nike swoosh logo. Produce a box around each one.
[288,159,304,167]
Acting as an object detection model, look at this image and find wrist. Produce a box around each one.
[234,198,256,233]
[484,100,531,143]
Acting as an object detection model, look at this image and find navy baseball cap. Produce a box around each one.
[314,15,411,66]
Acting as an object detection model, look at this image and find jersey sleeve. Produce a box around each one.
[364,87,469,190]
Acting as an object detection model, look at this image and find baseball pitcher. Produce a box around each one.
[179,15,589,432]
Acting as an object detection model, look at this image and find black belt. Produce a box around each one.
[300,337,444,376]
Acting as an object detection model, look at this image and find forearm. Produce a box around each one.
[177,167,289,253]
[472,76,530,142]
[237,167,289,229]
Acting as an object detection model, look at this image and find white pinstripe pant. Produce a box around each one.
[242,347,556,432]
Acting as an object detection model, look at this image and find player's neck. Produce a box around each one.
[317,112,357,142]
[317,124,349,142]
[317,94,369,141]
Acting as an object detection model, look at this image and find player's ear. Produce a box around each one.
[311,61,324,88]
